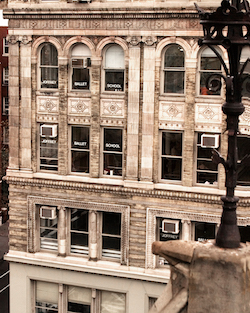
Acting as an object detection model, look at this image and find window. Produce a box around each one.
[40,43,58,89]
[71,44,91,91]
[3,68,8,85]
[161,131,182,181]
[3,126,8,145]
[3,97,8,115]
[70,209,89,255]
[196,132,219,185]
[71,126,89,173]
[240,46,250,98]
[237,135,250,186]
[35,281,58,313]
[3,38,8,55]
[39,124,58,171]
[163,44,185,94]
[199,47,222,95]
[35,282,126,313]
[104,45,124,92]
[194,222,216,242]
[156,217,181,266]
[103,128,123,176]
[102,212,121,259]
[40,206,58,251]
[70,209,122,260]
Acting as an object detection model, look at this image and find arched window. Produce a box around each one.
[163,44,185,94]
[240,46,250,98]
[40,43,58,89]
[71,44,91,91]
[199,47,222,96]
[104,44,124,92]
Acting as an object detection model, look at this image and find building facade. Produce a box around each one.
[0,26,9,209]
[3,0,250,312]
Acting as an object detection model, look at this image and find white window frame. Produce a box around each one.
[102,127,123,178]
[70,43,91,92]
[3,97,8,115]
[38,123,58,172]
[195,132,220,186]
[162,44,185,95]
[3,67,8,85]
[198,47,222,96]
[39,43,58,90]
[160,130,183,183]
[102,44,125,93]
[28,196,129,265]
[2,38,8,56]
[3,126,8,145]
[34,281,126,313]
[70,125,90,175]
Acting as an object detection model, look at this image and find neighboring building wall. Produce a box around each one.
[3,1,250,313]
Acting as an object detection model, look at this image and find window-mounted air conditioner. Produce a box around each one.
[201,134,219,148]
[40,206,57,220]
[162,219,179,234]
[40,124,57,138]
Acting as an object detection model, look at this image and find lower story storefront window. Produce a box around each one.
[35,282,126,313]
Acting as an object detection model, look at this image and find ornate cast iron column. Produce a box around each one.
[196,0,250,248]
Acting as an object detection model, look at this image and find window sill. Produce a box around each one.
[5,250,170,283]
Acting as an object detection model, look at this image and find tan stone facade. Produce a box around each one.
[3,1,250,312]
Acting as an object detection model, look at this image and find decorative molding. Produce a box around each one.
[101,99,124,117]
[68,98,91,116]
[126,36,141,46]
[37,114,58,123]
[68,116,91,124]
[7,34,32,45]
[27,195,129,264]
[100,118,125,126]
[37,96,59,114]
[141,36,157,46]
[195,103,222,123]
[6,12,200,31]
[159,122,184,130]
[159,101,184,122]
[195,124,221,133]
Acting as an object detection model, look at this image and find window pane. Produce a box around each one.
[105,45,124,69]
[72,127,89,149]
[104,153,122,176]
[71,127,89,173]
[41,68,58,89]
[102,236,121,251]
[237,136,250,186]
[70,210,88,254]
[104,129,122,152]
[105,71,124,91]
[162,132,182,156]
[36,281,58,313]
[41,44,58,66]
[164,45,184,68]
[72,68,89,90]
[195,222,215,242]
[40,133,58,171]
[197,171,218,184]
[164,71,184,94]
[201,56,221,70]
[71,209,88,231]
[102,212,121,235]
[101,291,125,313]
[200,72,221,95]
[161,158,182,180]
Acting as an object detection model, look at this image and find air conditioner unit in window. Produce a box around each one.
[40,125,57,138]
[162,219,179,234]
[201,134,219,148]
[40,206,57,220]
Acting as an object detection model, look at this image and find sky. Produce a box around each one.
[0,10,8,26]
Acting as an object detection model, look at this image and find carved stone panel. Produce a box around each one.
[159,101,184,130]
[68,98,91,116]
[37,96,59,114]
[101,99,124,118]
[240,101,250,135]
[195,102,222,132]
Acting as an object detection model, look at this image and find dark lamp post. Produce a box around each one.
[196,0,250,248]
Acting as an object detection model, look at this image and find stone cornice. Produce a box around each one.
[5,175,250,206]
[4,9,199,20]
